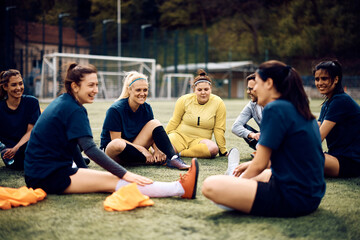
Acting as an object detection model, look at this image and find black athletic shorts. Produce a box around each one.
[25,166,78,194]
[250,176,319,217]
[337,155,360,178]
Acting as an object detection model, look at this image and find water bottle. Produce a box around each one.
[0,142,15,167]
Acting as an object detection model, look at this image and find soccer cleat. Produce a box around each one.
[165,156,190,170]
[250,151,256,158]
[179,158,199,199]
[225,148,240,176]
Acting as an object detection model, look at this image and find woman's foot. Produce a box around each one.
[225,148,240,176]
[179,158,199,199]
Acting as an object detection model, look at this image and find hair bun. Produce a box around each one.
[197,69,207,76]
[69,63,78,71]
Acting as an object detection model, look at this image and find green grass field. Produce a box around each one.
[1,99,360,240]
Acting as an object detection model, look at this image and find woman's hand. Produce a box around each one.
[122,171,153,186]
[2,147,18,159]
[141,148,155,164]
[233,161,251,177]
[152,147,167,163]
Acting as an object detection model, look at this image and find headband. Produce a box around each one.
[194,79,211,85]
[129,77,146,87]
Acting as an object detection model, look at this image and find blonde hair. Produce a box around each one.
[117,71,148,100]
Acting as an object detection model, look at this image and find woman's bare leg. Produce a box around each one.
[202,175,257,213]
[324,153,340,177]
[200,139,219,157]
[105,138,127,161]
[64,168,120,193]
[132,119,162,148]
[250,169,272,182]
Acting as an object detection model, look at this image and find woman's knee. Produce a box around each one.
[201,176,221,199]
[106,139,126,153]
[200,140,219,157]
[146,119,162,129]
[208,144,219,157]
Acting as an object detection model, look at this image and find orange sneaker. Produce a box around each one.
[179,158,199,199]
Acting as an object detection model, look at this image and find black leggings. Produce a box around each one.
[243,124,258,150]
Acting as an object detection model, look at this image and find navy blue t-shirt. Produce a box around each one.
[259,99,326,211]
[0,95,41,147]
[318,93,360,162]
[100,98,154,149]
[25,93,92,179]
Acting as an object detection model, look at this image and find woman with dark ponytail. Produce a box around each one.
[202,60,325,217]
[314,60,360,177]
[0,69,41,169]
[166,69,228,158]
[24,63,199,199]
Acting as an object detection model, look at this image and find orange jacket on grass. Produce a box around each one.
[104,183,154,211]
[0,186,46,210]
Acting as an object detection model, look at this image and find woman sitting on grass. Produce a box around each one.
[0,69,41,170]
[100,71,189,170]
[24,63,199,199]
[202,60,326,217]
[314,60,360,177]
[165,69,228,158]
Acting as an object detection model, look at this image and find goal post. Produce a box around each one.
[40,53,156,100]
[159,73,194,99]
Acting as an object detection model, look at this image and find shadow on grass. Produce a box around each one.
[205,208,350,239]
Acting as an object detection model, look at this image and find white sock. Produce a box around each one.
[115,180,185,198]
[225,148,240,176]
[214,202,235,211]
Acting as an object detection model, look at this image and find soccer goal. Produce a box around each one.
[40,53,156,100]
[158,73,194,99]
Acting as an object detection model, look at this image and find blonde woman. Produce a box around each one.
[166,69,228,158]
[100,71,189,170]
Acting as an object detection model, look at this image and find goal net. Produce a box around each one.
[40,53,156,100]
[158,73,194,99]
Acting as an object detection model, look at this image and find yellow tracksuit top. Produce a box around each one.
[166,93,227,155]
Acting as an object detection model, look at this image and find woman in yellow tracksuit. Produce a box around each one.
[166,69,228,158]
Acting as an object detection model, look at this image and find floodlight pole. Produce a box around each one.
[58,13,70,54]
[141,24,151,58]
[102,19,115,56]
[58,13,70,92]
[5,6,16,69]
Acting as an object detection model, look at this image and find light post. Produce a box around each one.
[58,13,70,54]
[102,19,115,56]
[5,6,16,69]
[141,24,151,58]
[58,12,70,92]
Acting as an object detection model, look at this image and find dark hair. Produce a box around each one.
[0,69,22,100]
[193,69,212,86]
[246,73,255,82]
[257,60,315,120]
[63,63,97,98]
[312,60,344,99]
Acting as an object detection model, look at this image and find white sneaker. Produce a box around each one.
[225,148,240,176]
